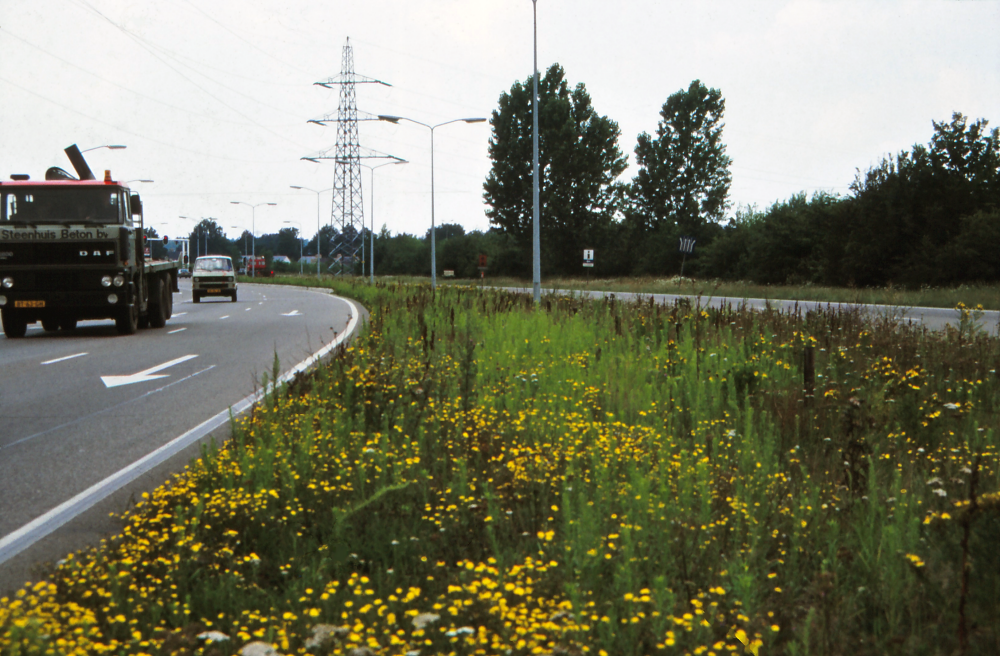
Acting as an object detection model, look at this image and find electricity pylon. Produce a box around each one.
[308,37,391,275]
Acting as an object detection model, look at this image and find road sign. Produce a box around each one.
[678,236,696,276]
[583,249,594,267]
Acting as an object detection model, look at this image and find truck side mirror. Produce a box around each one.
[130,194,142,216]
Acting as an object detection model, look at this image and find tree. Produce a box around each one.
[276,227,301,259]
[632,80,732,237]
[484,63,628,275]
[304,225,339,260]
[840,113,999,286]
[188,218,231,258]
[425,223,466,242]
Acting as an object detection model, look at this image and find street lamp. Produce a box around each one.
[358,159,407,284]
[289,186,333,281]
[231,202,277,278]
[531,0,541,304]
[125,179,154,184]
[283,220,304,274]
[378,115,486,289]
[81,145,126,153]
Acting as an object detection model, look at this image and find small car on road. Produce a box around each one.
[191,256,237,303]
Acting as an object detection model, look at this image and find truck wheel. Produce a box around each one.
[149,278,169,328]
[42,319,60,332]
[1,309,27,338]
[60,319,77,331]
[230,290,237,302]
[193,292,201,303]
[116,304,138,335]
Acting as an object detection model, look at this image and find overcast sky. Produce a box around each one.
[1,0,997,243]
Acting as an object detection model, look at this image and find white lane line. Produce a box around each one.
[41,352,88,365]
[0,296,359,567]
[282,310,302,316]
[245,308,252,311]
[172,312,188,317]
[219,315,229,320]
[168,327,187,334]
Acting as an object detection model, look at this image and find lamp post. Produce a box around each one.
[531,0,541,304]
[230,202,277,278]
[378,115,486,290]
[283,220,304,274]
[289,186,333,281]
[358,160,407,284]
[81,145,126,153]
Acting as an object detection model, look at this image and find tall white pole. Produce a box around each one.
[317,192,322,281]
[370,167,376,284]
[430,127,437,290]
[532,0,541,304]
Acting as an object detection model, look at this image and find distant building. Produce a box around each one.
[273,255,292,264]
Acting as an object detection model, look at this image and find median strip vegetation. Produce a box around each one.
[2,281,998,655]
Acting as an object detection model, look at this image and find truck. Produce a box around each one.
[0,145,180,338]
[239,255,273,277]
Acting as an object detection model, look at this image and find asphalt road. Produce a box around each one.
[0,280,360,589]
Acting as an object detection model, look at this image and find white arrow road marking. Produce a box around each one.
[41,352,88,365]
[282,310,302,316]
[101,354,198,388]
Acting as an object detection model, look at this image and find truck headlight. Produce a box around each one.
[102,275,113,287]
[113,275,125,287]
[107,294,118,304]
[0,296,6,306]
[2,277,13,289]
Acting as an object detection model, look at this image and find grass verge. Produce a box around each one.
[332,275,1000,312]
[2,279,998,655]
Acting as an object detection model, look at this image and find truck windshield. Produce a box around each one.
[194,257,233,272]
[1,188,123,225]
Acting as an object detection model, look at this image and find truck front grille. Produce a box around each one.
[7,271,108,291]
[0,240,118,265]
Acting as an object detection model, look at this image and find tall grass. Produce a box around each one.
[349,274,1000,312]
[2,280,998,655]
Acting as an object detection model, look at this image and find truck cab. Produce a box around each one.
[0,149,179,338]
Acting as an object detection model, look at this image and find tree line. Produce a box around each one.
[482,64,999,287]
[149,65,998,287]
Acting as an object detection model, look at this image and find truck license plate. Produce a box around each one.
[14,300,45,308]
[207,289,221,294]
